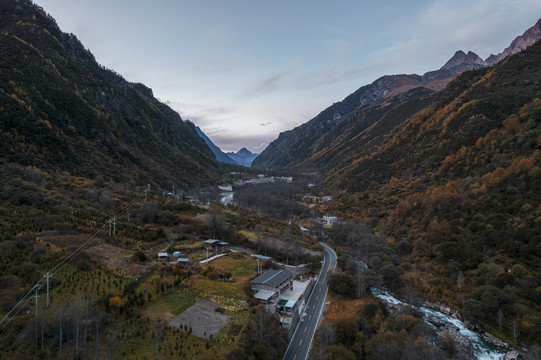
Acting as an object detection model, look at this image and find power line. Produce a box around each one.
[0,191,145,333]
[48,222,108,277]
[48,191,145,277]
[0,283,43,333]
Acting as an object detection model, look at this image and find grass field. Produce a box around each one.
[191,254,257,299]
[175,240,205,249]
[190,279,246,299]
[211,254,256,278]
[239,230,257,239]
[145,288,203,320]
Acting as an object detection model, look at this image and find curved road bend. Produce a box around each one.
[283,242,337,360]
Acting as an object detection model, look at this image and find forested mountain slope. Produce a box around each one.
[331,40,541,191]
[326,40,541,345]
[253,18,541,171]
[0,0,220,189]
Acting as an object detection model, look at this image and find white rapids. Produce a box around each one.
[373,289,505,360]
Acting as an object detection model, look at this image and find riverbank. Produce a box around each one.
[373,289,522,360]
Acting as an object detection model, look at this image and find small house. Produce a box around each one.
[322,215,338,226]
[204,239,228,251]
[251,269,295,303]
[157,252,170,261]
[276,299,296,314]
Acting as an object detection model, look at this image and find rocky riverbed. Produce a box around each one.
[373,289,522,360]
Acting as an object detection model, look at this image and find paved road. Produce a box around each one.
[283,242,337,360]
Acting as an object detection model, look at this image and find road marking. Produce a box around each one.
[304,326,307,332]
[312,305,315,310]
[309,314,312,320]
[293,355,296,360]
[319,287,321,292]
[316,296,319,300]
[299,339,302,346]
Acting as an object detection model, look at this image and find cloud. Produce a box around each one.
[243,68,294,99]
[368,0,541,74]
[166,100,233,125]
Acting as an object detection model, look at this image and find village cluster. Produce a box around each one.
[156,238,315,329]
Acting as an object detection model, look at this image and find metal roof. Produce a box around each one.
[251,269,295,288]
[254,290,275,301]
[285,300,296,308]
[251,254,272,261]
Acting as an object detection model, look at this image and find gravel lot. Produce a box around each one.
[168,299,231,339]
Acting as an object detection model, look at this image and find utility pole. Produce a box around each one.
[44,273,52,307]
[155,323,160,360]
[95,320,99,360]
[112,217,116,236]
[257,258,260,274]
[35,290,39,317]
[206,248,209,265]
[35,289,39,350]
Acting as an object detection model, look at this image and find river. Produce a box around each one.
[373,289,506,360]
[219,175,295,206]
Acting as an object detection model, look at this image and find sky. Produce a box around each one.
[33,0,541,153]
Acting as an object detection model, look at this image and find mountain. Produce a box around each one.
[0,0,220,189]
[486,17,541,65]
[252,17,541,170]
[440,50,487,71]
[330,39,541,191]
[191,123,238,165]
[251,55,483,170]
[329,38,541,340]
[227,148,259,167]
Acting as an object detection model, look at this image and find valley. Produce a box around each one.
[1,1,540,360]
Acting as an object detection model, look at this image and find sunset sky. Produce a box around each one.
[34,0,541,153]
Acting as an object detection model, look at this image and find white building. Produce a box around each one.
[322,216,338,226]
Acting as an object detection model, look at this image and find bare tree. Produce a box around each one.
[95,320,99,360]
[155,321,161,360]
[403,283,416,304]
[253,308,266,344]
[59,316,63,355]
[142,200,159,225]
[206,208,226,239]
[354,272,367,299]
[497,308,504,333]
[292,238,301,267]
[457,271,464,292]
[255,225,262,253]
[99,191,114,210]
[318,323,336,347]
